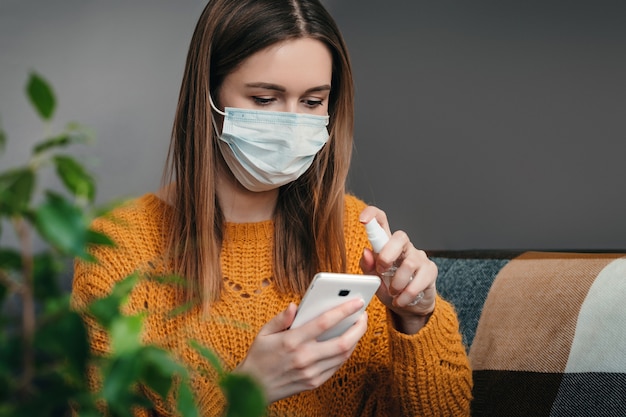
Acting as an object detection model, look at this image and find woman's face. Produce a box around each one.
[218,37,333,116]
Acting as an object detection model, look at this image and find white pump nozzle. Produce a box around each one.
[364,218,389,253]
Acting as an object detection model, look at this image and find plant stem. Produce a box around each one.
[14,217,35,390]
[0,269,23,293]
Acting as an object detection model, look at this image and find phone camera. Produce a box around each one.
[338,289,350,296]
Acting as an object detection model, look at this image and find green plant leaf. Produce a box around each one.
[87,295,120,329]
[32,252,63,301]
[221,373,266,417]
[0,125,6,155]
[53,155,96,202]
[189,340,224,376]
[0,248,21,271]
[139,346,187,401]
[88,273,139,328]
[102,353,145,416]
[32,123,95,155]
[0,329,21,376]
[91,197,127,219]
[33,133,72,155]
[108,271,140,301]
[34,307,89,381]
[176,381,200,417]
[26,72,56,121]
[0,277,7,306]
[85,229,115,247]
[166,299,195,319]
[33,192,90,258]
[0,168,35,215]
[72,410,100,417]
[110,314,144,355]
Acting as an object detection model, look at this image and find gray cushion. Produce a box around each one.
[433,256,510,350]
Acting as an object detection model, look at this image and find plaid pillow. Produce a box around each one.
[469,252,626,417]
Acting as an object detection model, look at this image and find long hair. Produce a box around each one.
[163,0,354,308]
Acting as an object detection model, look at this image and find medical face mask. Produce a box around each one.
[210,98,330,192]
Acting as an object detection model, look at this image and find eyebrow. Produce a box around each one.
[245,82,331,94]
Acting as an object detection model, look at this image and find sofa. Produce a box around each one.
[431,250,626,417]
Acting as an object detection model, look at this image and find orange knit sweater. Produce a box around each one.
[72,193,472,416]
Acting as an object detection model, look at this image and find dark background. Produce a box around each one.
[1,0,625,251]
[330,0,626,250]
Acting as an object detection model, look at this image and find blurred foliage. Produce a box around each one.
[0,73,265,417]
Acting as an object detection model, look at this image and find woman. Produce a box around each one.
[72,0,472,415]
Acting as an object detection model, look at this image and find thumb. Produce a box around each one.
[259,302,298,336]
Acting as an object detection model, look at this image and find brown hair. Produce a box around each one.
[163,0,354,308]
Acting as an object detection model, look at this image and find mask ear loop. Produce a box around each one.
[209,94,226,136]
[209,95,226,116]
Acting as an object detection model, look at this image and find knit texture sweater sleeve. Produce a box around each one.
[342,194,472,416]
[384,296,473,415]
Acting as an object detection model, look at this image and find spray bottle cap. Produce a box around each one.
[364,218,389,253]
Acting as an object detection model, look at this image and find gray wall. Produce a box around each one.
[1,0,625,251]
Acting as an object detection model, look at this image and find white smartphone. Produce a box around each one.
[290,272,381,341]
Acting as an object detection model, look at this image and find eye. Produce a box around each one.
[302,99,324,108]
[252,96,275,106]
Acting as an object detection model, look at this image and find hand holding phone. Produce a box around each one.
[290,272,381,341]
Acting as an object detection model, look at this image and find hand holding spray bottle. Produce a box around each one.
[363,218,424,306]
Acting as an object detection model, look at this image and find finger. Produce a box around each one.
[282,354,347,392]
[375,230,410,273]
[284,311,367,384]
[359,248,377,275]
[338,310,368,347]
[259,302,298,336]
[359,206,391,234]
[387,244,421,295]
[296,298,364,343]
[395,258,437,307]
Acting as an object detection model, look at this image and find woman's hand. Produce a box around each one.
[234,299,367,403]
[359,206,437,334]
